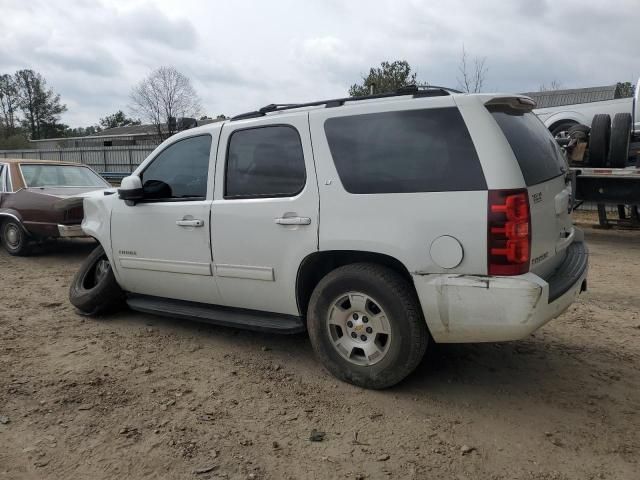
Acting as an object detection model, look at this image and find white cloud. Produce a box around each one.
[0,0,637,127]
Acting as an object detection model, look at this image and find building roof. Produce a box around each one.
[522,85,618,109]
[88,118,220,137]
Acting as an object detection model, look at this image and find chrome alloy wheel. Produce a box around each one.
[326,292,392,366]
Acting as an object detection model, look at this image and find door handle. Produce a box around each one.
[275,216,311,226]
[176,219,204,227]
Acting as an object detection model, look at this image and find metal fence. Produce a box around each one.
[0,146,156,173]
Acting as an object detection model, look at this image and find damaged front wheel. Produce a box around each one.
[69,245,125,316]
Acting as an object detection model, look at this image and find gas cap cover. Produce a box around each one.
[430,235,463,269]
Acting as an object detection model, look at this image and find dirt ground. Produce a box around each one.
[1,217,639,480]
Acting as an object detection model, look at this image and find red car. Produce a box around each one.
[0,159,111,255]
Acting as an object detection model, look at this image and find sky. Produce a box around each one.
[0,0,638,128]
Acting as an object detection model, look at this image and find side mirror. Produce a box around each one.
[118,175,143,203]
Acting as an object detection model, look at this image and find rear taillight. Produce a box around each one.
[488,189,531,276]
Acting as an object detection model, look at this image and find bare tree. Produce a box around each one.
[457,45,488,93]
[539,80,564,92]
[130,66,201,139]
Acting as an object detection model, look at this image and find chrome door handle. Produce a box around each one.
[176,219,204,227]
[275,216,311,225]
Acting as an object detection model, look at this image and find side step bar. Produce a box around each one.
[126,295,306,334]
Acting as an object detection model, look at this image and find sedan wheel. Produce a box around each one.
[1,220,30,256]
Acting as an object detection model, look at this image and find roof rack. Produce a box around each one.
[230,85,462,121]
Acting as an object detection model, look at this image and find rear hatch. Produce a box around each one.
[487,101,574,278]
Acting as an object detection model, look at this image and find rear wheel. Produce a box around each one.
[608,112,632,168]
[1,219,30,256]
[589,114,611,167]
[69,245,124,315]
[307,263,428,389]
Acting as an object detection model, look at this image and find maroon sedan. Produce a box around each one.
[0,159,111,255]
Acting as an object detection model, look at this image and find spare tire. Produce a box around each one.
[589,114,611,167]
[608,113,632,168]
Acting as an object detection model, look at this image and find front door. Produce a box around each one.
[111,133,221,304]
[211,112,319,315]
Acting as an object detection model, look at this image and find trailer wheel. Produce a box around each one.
[567,124,590,141]
[550,120,578,138]
[589,114,611,167]
[608,113,632,168]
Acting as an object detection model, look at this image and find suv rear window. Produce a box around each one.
[488,108,567,186]
[324,108,486,194]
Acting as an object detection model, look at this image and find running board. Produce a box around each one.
[126,295,306,334]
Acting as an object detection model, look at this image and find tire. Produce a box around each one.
[567,123,590,141]
[608,112,632,168]
[1,219,31,256]
[589,114,611,167]
[307,263,428,389]
[550,121,578,138]
[69,245,124,315]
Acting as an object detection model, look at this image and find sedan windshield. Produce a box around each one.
[20,164,108,188]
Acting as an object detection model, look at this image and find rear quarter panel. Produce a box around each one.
[309,96,488,276]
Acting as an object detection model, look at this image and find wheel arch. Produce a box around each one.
[0,211,29,233]
[295,250,415,317]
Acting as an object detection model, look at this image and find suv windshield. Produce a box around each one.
[488,107,567,186]
[20,164,108,188]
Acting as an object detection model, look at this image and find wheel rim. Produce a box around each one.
[94,258,111,284]
[81,255,111,290]
[326,291,392,366]
[5,224,21,249]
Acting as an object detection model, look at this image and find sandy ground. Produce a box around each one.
[1,219,639,480]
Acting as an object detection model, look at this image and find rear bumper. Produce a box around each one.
[57,224,86,238]
[413,235,588,343]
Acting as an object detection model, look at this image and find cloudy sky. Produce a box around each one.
[1,0,637,128]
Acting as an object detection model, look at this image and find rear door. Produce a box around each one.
[488,107,573,277]
[211,112,319,315]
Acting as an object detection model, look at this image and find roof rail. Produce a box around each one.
[230,85,461,121]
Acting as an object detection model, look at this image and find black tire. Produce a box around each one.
[589,114,611,167]
[1,219,31,256]
[550,121,578,138]
[567,123,590,141]
[307,263,428,389]
[69,245,124,315]
[608,112,632,168]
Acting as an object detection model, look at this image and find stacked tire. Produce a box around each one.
[589,114,611,167]
[609,113,632,168]
[588,113,632,168]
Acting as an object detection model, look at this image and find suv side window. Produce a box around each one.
[141,135,212,200]
[324,108,486,194]
[225,126,306,198]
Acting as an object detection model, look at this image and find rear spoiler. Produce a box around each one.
[485,96,537,112]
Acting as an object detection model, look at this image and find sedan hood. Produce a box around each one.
[26,186,109,199]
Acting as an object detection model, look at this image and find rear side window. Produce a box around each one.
[324,108,486,194]
[488,108,567,186]
[225,126,306,198]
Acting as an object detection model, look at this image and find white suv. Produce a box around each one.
[68,87,588,389]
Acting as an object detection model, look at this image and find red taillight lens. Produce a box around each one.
[488,189,531,275]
